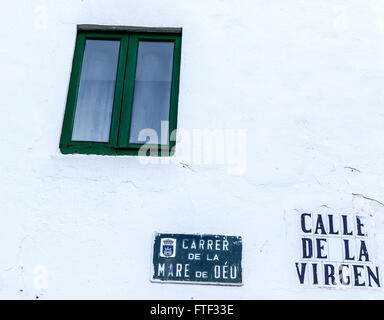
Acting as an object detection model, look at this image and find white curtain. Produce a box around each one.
[72,40,120,142]
[129,41,174,145]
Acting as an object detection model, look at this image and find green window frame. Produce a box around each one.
[59,26,182,156]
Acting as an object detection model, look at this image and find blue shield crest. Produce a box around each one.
[160,238,176,258]
[162,245,174,257]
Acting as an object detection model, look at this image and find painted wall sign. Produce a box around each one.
[295,212,381,288]
[151,233,243,285]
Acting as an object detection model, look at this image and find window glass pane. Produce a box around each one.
[129,41,174,144]
[72,40,120,142]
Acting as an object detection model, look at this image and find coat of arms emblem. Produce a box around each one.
[160,238,176,258]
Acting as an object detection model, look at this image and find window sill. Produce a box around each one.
[59,146,175,157]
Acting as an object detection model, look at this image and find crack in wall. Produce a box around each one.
[352,193,384,207]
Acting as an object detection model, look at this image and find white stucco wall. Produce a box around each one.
[1,0,384,299]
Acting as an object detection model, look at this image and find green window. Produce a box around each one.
[60,26,182,156]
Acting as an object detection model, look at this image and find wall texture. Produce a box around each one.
[0,0,384,299]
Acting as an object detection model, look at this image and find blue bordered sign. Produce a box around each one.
[151,233,243,285]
